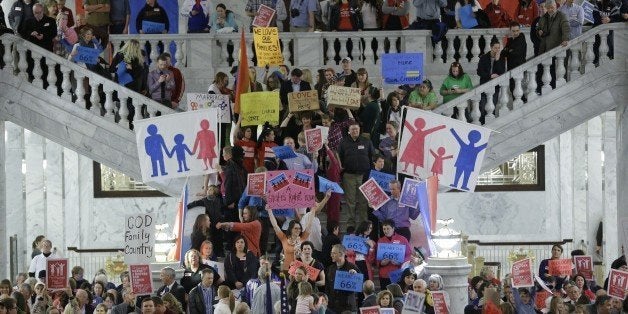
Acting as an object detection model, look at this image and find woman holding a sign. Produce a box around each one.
[296,241,326,289]
[538,244,568,290]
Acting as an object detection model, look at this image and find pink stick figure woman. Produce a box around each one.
[400,118,446,176]
[429,147,454,176]
[192,119,217,170]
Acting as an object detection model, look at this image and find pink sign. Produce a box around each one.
[548,259,572,276]
[129,264,154,296]
[46,259,68,291]
[359,306,380,314]
[432,291,449,314]
[305,128,323,153]
[359,178,390,210]
[247,173,266,197]
[288,260,321,282]
[266,170,316,209]
[252,4,276,27]
[574,256,593,281]
[511,258,533,288]
[608,269,628,300]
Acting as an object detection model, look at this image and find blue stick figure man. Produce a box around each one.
[168,134,193,172]
[144,124,169,177]
[449,128,488,191]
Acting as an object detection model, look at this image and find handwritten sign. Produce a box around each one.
[360,306,380,314]
[124,214,155,264]
[288,90,319,112]
[402,291,426,314]
[511,258,533,288]
[266,170,316,209]
[272,145,298,160]
[186,93,232,123]
[288,260,321,282]
[581,0,595,23]
[333,271,363,293]
[252,4,276,27]
[240,91,280,126]
[74,46,100,64]
[608,269,628,300]
[46,259,68,291]
[360,178,390,210]
[574,255,593,281]
[252,27,283,66]
[129,264,154,296]
[381,53,423,85]
[318,176,344,194]
[342,235,369,254]
[377,243,406,264]
[548,259,572,276]
[432,291,449,314]
[142,20,165,34]
[399,178,420,208]
[305,128,323,153]
[327,85,361,108]
[369,170,395,193]
[247,173,266,197]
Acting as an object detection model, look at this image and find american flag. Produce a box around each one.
[280,273,289,314]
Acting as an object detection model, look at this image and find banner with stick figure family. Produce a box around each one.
[398,107,492,192]
[134,109,220,183]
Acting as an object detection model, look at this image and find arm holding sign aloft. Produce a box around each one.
[280,113,294,127]
[266,205,284,238]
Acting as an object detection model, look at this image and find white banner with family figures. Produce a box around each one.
[398,108,491,192]
[135,109,221,183]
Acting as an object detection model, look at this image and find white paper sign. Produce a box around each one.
[186,93,232,123]
[124,214,155,264]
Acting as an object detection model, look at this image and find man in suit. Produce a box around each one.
[156,267,186,310]
[361,280,377,307]
[279,68,312,116]
[188,268,216,314]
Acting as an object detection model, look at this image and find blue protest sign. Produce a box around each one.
[369,170,395,193]
[318,176,344,194]
[116,61,133,86]
[342,235,369,255]
[459,4,479,29]
[272,146,298,160]
[74,46,100,65]
[581,0,594,23]
[142,21,166,34]
[381,53,423,85]
[388,267,406,284]
[333,271,363,293]
[399,178,420,209]
[377,243,406,264]
[272,208,295,217]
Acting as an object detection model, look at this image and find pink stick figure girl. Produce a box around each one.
[192,119,217,170]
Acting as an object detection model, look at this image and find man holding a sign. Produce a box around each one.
[372,180,421,241]
[326,244,361,313]
[377,220,412,288]
[136,0,169,34]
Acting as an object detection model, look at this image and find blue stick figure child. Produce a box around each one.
[169,134,193,173]
[144,124,169,177]
[449,128,488,191]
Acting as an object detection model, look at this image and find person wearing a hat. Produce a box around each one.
[340,57,357,87]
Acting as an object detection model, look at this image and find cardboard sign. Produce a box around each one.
[252,4,276,27]
[608,269,628,300]
[266,170,316,209]
[124,214,155,264]
[402,291,426,314]
[581,0,595,23]
[333,271,363,292]
[432,291,449,314]
[288,260,321,282]
[327,85,361,108]
[271,145,298,159]
[247,173,266,197]
[359,306,380,314]
[318,176,344,194]
[399,178,420,208]
[548,259,572,276]
[46,259,68,291]
[376,243,406,264]
[360,178,390,210]
[252,27,283,66]
[288,90,319,112]
[240,91,280,126]
[129,264,154,295]
[142,20,165,34]
[305,128,323,153]
[369,170,395,193]
[381,53,424,85]
[574,255,594,281]
[74,46,100,64]
[186,93,232,123]
[511,258,534,288]
[342,235,369,255]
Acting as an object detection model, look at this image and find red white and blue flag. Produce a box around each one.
[171,180,189,264]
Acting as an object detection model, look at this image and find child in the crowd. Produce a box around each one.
[295,281,315,314]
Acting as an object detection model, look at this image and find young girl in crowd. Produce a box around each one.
[295,281,315,314]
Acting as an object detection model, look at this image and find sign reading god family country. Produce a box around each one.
[129,264,154,295]
[253,27,283,66]
[327,85,361,108]
[288,90,319,112]
[240,91,280,126]
[124,214,155,264]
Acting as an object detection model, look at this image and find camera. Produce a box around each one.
[291,8,300,18]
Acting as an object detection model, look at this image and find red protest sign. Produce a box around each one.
[574,256,594,280]
[359,178,390,210]
[288,260,321,282]
[359,306,380,314]
[608,269,628,300]
[305,128,323,153]
[548,259,572,276]
[252,4,276,27]
[511,258,534,288]
[247,173,266,197]
[46,259,68,291]
[432,291,449,314]
[535,290,551,310]
[129,264,154,296]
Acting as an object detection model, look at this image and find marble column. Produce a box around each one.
[602,112,618,270]
[25,130,46,260]
[559,132,574,241]
[63,148,81,248]
[587,117,603,256]
[0,121,6,279]
[425,257,471,314]
[45,140,64,256]
[617,100,628,258]
[572,124,588,245]
[5,123,25,273]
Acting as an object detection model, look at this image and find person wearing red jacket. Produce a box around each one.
[485,0,511,28]
[376,219,412,289]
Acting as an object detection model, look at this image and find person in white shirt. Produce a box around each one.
[28,240,59,279]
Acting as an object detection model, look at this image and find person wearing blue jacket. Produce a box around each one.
[512,287,536,314]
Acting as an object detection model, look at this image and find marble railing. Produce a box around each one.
[0,34,175,132]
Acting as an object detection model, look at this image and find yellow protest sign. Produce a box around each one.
[253,27,283,66]
[326,85,361,108]
[240,91,280,126]
[288,90,319,112]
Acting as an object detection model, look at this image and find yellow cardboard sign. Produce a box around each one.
[288,90,319,112]
[240,91,280,126]
[326,85,361,108]
[253,27,283,66]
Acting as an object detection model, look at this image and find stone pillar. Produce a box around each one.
[425,257,472,314]
[617,100,628,258]
[0,120,6,279]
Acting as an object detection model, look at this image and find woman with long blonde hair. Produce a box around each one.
[110,39,145,127]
